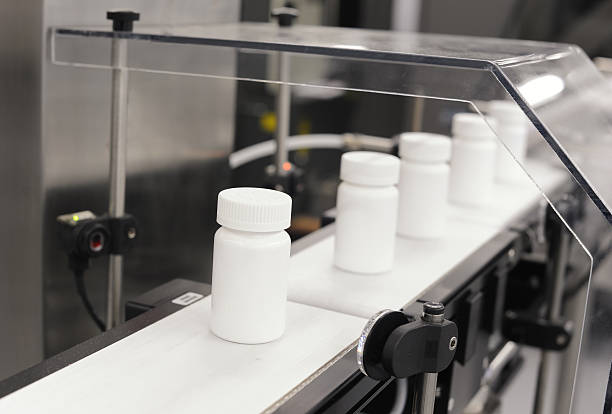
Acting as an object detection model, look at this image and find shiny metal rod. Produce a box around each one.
[275,51,290,172]
[533,220,571,414]
[413,303,445,414]
[419,373,438,414]
[106,36,129,329]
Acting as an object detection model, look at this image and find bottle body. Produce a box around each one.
[334,182,398,274]
[398,161,449,239]
[449,137,497,206]
[210,227,290,344]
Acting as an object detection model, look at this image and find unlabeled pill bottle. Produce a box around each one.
[449,113,497,207]
[334,151,400,274]
[489,100,529,183]
[397,132,452,239]
[210,187,292,344]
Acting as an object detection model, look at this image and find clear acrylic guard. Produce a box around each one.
[51,22,612,413]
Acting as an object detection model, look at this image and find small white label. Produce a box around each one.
[171,292,204,306]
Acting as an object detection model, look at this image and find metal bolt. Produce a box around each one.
[422,302,445,324]
[127,227,136,239]
[556,334,567,346]
[449,336,458,351]
[508,248,516,258]
[423,301,444,315]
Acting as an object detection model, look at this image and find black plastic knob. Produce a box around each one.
[107,10,140,32]
[358,305,457,381]
[271,3,299,27]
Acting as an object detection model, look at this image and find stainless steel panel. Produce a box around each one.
[41,0,239,355]
[0,0,44,380]
[0,0,240,379]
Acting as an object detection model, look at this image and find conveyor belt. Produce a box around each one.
[0,298,365,414]
[288,161,567,318]
[0,161,568,414]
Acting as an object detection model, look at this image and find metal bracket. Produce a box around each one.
[502,310,573,351]
[357,303,458,414]
[357,303,458,381]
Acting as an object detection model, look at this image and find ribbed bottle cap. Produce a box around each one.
[399,132,451,163]
[489,100,526,125]
[340,151,400,186]
[451,113,497,140]
[217,187,292,232]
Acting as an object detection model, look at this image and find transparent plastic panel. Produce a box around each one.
[47,23,612,413]
[51,23,612,221]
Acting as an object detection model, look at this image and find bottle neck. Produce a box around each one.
[341,180,395,188]
[401,157,446,165]
[220,226,283,236]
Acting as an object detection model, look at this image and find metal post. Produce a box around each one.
[106,35,128,329]
[275,51,290,173]
[413,302,445,414]
[411,95,425,132]
[419,372,438,414]
[533,213,571,414]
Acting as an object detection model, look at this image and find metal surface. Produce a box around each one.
[0,0,44,381]
[0,0,240,378]
[41,0,239,357]
[418,373,438,414]
[106,36,129,329]
[275,51,290,173]
[483,342,519,387]
[414,303,445,414]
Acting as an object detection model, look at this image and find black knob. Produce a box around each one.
[358,306,457,381]
[107,10,140,32]
[271,3,299,27]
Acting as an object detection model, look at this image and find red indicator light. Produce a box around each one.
[282,162,292,172]
[90,233,104,252]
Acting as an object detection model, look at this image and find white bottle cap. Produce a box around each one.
[217,187,292,232]
[489,100,526,125]
[398,132,451,163]
[340,151,400,186]
[451,113,497,140]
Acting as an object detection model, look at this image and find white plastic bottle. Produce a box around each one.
[489,100,529,183]
[449,113,497,207]
[210,187,292,344]
[334,151,400,274]
[397,132,452,239]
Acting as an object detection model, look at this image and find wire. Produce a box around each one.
[229,134,345,169]
[71,260,106,332]
[228,133,397,169]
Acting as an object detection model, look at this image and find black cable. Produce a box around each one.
[69,255,106,332]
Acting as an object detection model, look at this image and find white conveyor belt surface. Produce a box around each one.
[0,161,567,413]
[0,297,366,414]
[288,161,567,318]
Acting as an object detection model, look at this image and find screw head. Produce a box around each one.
[556,334,567,346]
[449,336,458,351]
[423,302,445,316]
[106,10,140,32]
[127,227,137,239]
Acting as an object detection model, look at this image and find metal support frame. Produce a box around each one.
[274,51,290,174]
[414,308,445,414]
[106,36,129,329]
[532,209,572,414]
